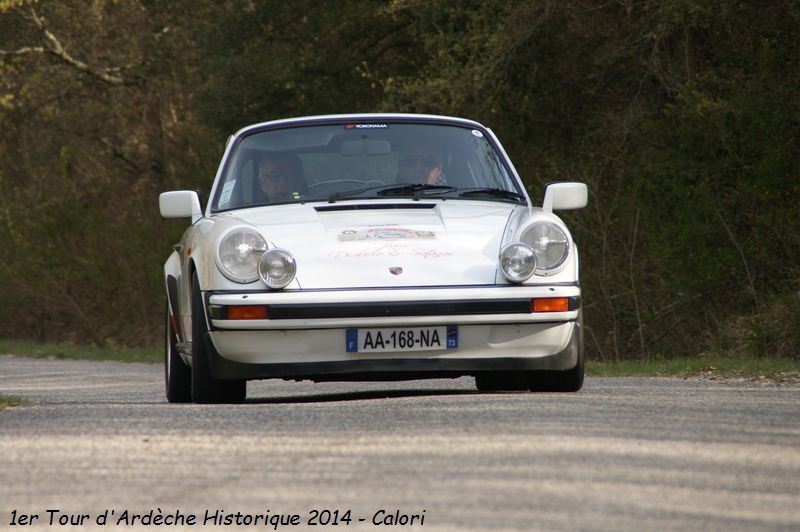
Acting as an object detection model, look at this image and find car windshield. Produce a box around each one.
[211,121,523,211]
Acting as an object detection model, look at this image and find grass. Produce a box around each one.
[0,395,29,410]
[587,354,800,382]
[0,339,160,364]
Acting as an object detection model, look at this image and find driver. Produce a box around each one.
[258,152,306,202]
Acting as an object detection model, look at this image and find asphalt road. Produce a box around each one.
[0,354,798,532]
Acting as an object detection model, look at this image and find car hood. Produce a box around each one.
[222,201,519,289]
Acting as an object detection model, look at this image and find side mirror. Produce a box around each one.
[159,190,203,223]
[542,182,588,211]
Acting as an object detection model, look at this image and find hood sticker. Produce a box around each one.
[330,243,453,260]
[338,227,436,241]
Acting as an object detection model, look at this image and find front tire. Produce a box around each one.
[526,356,584,392]
[527,310,585,392]
[190,273,246,404]
[474,372,528,391]
[165,304,191,403]
[474,310,585,393]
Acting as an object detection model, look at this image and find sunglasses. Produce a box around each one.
[400,154,440,167]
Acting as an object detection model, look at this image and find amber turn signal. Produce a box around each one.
[532,297,569,312]
[227,305,269,320]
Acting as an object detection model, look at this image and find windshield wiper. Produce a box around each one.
[328,183,456,202]
[328,184,522,202]
[456,188,526,201]
[383,184,457,198]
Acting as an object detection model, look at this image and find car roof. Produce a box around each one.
[232,113,487,139]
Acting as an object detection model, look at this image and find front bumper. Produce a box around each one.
[206,320,581,381]
[203,284,582,382]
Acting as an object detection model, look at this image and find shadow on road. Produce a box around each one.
[245,388,479,404]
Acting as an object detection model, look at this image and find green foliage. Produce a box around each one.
[0,339,160,363]
[196,1,417,132]
[587,353,800,382]
[0,395,28,410]
[0,0,797,360]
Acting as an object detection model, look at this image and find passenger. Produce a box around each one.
[258,152,306,202]
[396,143,447,185]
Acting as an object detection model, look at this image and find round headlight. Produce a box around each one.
[258,248,296,289]
[499,243,537,283]
[521,221,569,272]
[216,228,268,283]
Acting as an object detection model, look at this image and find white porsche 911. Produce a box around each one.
[159,114,588,403]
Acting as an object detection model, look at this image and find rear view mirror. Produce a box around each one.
[542,182,588,211]
[340,139,392,156]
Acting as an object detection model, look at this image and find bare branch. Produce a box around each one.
[715,206,761,315]
[27,6,131,86]
[628,208,648,360]
[0,46,45,56]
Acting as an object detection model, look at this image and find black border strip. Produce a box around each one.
[269,298,534,319]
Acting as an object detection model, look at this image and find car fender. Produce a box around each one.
[164,251,180,314]
[163,251,184,342]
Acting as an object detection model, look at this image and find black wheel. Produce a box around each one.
[165,304,191,403]
[526,358,584,392]
[527,310,585,392]
[474,372,528,392]
[190,273,246,404]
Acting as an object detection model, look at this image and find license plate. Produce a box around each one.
[346,326,458,353]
